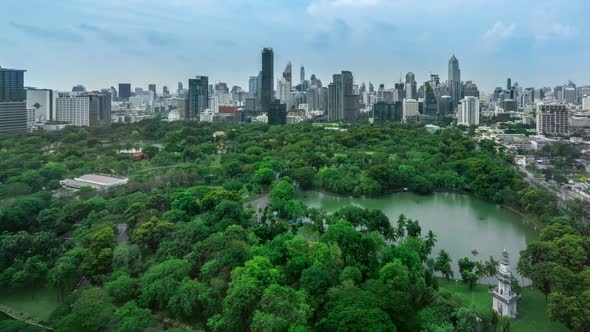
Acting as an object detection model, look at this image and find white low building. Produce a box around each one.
[60,174,128,191]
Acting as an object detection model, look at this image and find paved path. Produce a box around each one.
[115,223,129,243]
[0,305,54,331]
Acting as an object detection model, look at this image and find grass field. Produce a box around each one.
[438,279,568,332]
[0,287,60,323]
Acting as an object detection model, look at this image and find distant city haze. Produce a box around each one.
[1,0,589,93]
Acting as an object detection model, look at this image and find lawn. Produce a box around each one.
[0,287,60,323]
[438,279,568,332]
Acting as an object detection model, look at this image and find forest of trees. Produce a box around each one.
[0,120,588,331]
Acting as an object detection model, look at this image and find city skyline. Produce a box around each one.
[1,0,589,93]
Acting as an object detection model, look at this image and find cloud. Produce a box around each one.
[306,19,351,50]
[10,21,83,42]
[78,24,130,44]
[482,21,516,51]
[144,30,178,47]
[307,0,381,14]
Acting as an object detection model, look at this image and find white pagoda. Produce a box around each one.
[492,250,519,317]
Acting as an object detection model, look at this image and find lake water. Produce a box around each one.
[296,191,537,285]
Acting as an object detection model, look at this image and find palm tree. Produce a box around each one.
[485,256,499,285]
[434,249,454,280]
[396,214,407,239]
[424,230,437,256]
[474,261,486,284]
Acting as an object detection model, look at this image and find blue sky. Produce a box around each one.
[1,0,588,93]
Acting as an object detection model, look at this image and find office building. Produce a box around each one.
[148,84,156,97]
[163,86,169,96]
[327,71,360,122]
[564,87,576,104]
[248,76,258,97]
[26,88,56,122]
[0,66,27,133]
[536,103,569,136]
[423,82,437,116]
[463,81,480,98]
[458,96,480,125]
[56,92,111,127]
[188,76,209,119]
[72,85,86,92]
[438,95,453,115]
[405,72,417,100]
[268,100,287,125]
[278,62,292,109]
[260,48,274,112]
[448,55,462,111]
[403,99,419,122]
[583,95,590,111]
[373,101,402,122]
[300,66,305,84]
[177,82,183,96]
[328,74,343,121]
[118,83,131,100]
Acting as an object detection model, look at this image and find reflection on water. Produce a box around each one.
[297,191,537,285]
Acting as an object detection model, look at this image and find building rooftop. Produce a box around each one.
[0,66,26,72]
[76,174,127,185]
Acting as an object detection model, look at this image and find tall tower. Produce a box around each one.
[300,66,305,84]
[492,250,519,317]
[405,72,417,100]
[448,55,461,112]
[188,76,209,120]
[260,47,274,112]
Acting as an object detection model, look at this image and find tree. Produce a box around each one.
[458,257,478,289]
[105,272,138,305]
[140,259,191,309]
[114,300,157,332]
[484,256,498,285]
[434,250,454,280]
[254,167,275,186]
[132,216,175,252]
[81,227,116,283]
[57,287,114,332]
[49,248,84,301]
[170,191,200,216]
[250,285,310,330]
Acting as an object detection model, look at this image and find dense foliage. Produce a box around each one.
[0,121,584,331]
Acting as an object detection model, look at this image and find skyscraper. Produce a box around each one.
[188,76,209,120]
[506,78,512,91]
[278,62,292,109]
[423,82,437,116]
[300,66,305,84]
[405,72,417,100]
[536,103,569,136]
[118,83,131,100]
[163,86,169,96]
[268,100,287,125]
[248,76,258,97]
[148,84,156,97]
[260,48,274,112]
[458,96,479,126]
[26,88,55,123]
[55,92,111,127]
[448,55,462,111]
[0,66,27,133]
[177,82,183,96]
[328,71,359,122]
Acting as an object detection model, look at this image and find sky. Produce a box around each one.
[1,0,589,94]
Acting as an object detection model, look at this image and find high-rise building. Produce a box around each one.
[0,66,27,133]
[56,92,111,127]
[438,95,453,115]
[148,84,156,97]
[72,85,86,92]
[328,71,359,122]
[26,88,56,123]
[260,48,274,112]
[458,96,479,126]
[405,72,417,100]
[423,82,437,116]
[536,103,569,136]
[300,66,305,84]
[564,87,576,104]
[402,99,419,122]
[278,62,293,109]
[118,83,131,100]
[373,101,402,122]
[448,55,462,111]
[188,76,209,119]
[268,100,286,125]
[248,76,258,97]
[582,95,590,111]
[463,81,480,98]
[328,74,342,122]
[506,78,512,91]
[163,86,169,96]
[177,82,183,96]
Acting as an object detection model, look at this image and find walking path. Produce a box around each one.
[0,305,54,331]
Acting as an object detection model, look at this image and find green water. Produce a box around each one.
[297,191,537,283]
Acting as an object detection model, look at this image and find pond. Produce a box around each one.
[296,191,537,285]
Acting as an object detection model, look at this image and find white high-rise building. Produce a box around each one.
[56,93,91,126]
[26,88,56,123]
[458,96,480,125]
[402,98,419,122]
[278,78,292,110]
[582,95,590,111]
